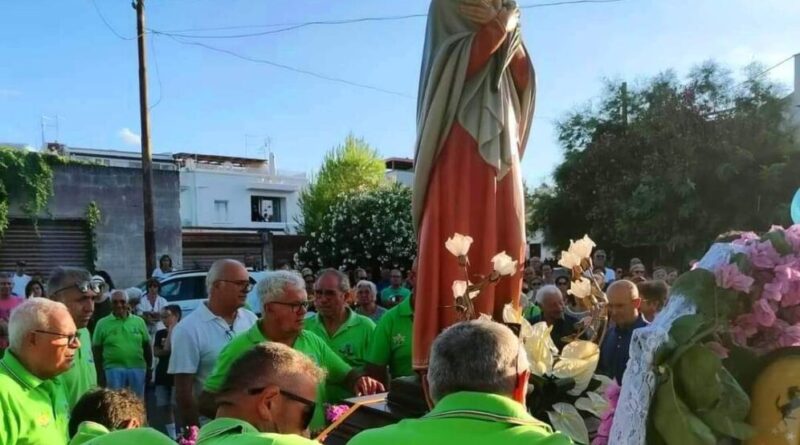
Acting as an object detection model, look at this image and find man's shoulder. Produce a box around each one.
[245,432,317,445]
[350,311,376,330]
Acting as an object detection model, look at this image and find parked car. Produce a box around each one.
[137,269,268,317]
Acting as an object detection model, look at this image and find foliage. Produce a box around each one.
[297,183,416,273]
[85,201,102,271]
[297,134,387,235]
[0,146,69,237]
[528,61,800,265]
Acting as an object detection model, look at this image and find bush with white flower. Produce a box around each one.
[297,184,416,273]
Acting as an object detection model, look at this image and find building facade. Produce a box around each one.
[175,152,307,270]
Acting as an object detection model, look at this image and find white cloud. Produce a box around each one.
[0,89,21,98]
[119,127,141,146]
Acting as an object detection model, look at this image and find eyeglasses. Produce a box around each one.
[34,330,79,346]
[269,300,310,314]
[556,281,569,286]
[53,281,102,295]
[531,281,544,286]
[246,387,316,430]
[313,289,339,299]
[216,280,254,292]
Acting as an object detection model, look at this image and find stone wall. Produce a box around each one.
[9,164,182,287]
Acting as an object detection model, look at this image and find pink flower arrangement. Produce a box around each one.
[722,225,800,354]
[178,425,199,445]
[325,403,350,424]
[591,382,621,445]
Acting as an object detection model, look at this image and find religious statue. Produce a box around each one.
[412,0,536,371]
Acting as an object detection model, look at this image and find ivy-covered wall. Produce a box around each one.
[6,163,182,287]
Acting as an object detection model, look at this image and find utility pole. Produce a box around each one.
[620,82,628,128]
[135,0,156,278]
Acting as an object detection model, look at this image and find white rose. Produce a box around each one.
[568,234,596,259]
[452,280,478,300]
[445,233,474,257]
[558,250,582,269]
[568,277,592,300]
[491,252,518,276]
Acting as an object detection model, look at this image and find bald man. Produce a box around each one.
[598,280,647,383]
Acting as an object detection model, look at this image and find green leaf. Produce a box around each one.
[675,345,722,411]
[761,230,793,255]
[669,314,707,345]
[715,367,751,420]
[730,252,752,274]
[671,269,716,308]
[722,346,760,392]
[652,371,717,445]
[698,412,754,440]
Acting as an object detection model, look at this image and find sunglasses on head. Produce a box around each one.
[53,281,102,295]
[246,387,316,430]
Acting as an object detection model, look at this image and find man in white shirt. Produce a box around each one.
[168,259,257,428]
[11,261,31,297]
[593,249,616,284]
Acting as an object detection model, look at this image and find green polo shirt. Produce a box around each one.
[349,391,573,445]
[379,286,411,306]
[198,417,317,445]
[0,351,70,445]
[68,421,174,445]
[92,314,149,369]
[305,309,375,402]
[365,296,413,379]
[59,328,97,408]
[203,322,352,429]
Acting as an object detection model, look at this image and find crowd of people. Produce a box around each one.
[0,249,680,444]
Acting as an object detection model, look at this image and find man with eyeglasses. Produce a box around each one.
[0,298,76,444]
[350,319,572,445]
[169,259,258,429]
[197,342,322,444]
[92,290,152,399]
[593,249,616,284]
[46,267,100,409]
[305,268,376,402]
[200,270,384,431]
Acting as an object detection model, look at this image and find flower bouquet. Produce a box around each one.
[642,225,800,445]
[447,232,613,444]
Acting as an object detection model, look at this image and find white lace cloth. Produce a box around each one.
[608,243,737,445]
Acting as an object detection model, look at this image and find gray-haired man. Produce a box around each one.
[198,342,324,443]
[168,259,257,427]
[350,319,572,445]
[0,298,76,444]
[47,266,100,408]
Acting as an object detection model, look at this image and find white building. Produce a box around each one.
[385,157,414,186]
[790,54,800,138]
[176,152,305,233]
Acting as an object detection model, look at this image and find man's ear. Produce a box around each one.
[258,386,280,420]
[121,418,141,430]
[513,370,530,406]
[420,371,435,410]
[633,298,642,309]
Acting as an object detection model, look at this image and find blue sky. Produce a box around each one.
[0,0,797,186]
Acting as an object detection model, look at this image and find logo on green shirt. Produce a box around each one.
[392,333,406,347]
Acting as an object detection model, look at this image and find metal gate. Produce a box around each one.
[0,219,89,278]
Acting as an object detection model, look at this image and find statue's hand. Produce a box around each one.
[459,0,500,25]
[497,5,521,32]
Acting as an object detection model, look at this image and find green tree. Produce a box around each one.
[298,134,386,235]
[529,61,800,266]
[297,184,416,273]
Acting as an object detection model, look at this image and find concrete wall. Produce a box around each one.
[10,164,182,287]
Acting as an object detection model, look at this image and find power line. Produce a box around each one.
[89,0,136,41]
[149,34,163,110]
[156,32,414,99]
[747,54,796,81]
[151,0,623,38]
